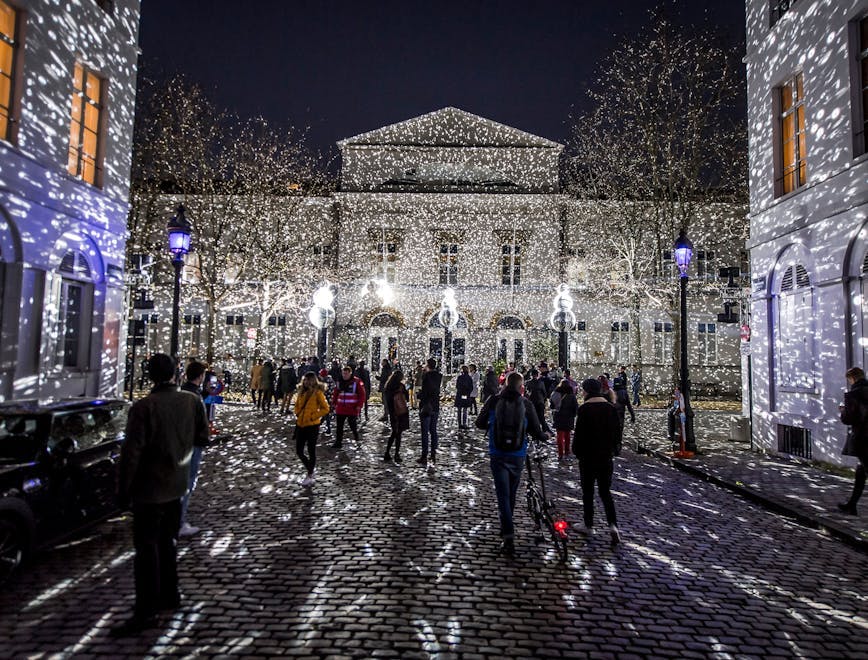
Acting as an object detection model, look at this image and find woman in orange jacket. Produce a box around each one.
[294,371,331,486]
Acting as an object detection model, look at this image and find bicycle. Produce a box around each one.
[524,436,569,562]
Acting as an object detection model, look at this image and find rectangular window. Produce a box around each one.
[777,424,811,459]
[610,321,629,363]
[314,243,332,268]
[653,322,674,364]
[660,250,675,279]
[770,0,799,28]
[57,280,91,369]
[696,251,716,281]
[776,73,807,196]
[502,244,521,286]
[67,63,105,186]
[698,322,718,364]
[570,321,589,364]
[0,1,20,143]
[373,242,397,283]
[853,16,868,157]
[439,243,458,286]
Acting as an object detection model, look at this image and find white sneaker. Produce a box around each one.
[579,524,594,536]
[610,524,621,545]
[178,523,200,537]
[301,474,315,487]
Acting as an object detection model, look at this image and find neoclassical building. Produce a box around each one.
[156,108,746,397]
[745,0,868,464]
[0,0,141,401]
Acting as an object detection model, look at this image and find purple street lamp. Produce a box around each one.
[167,204,192,363]
[674,229,696,455]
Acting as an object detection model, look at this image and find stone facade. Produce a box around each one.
[0,0,141,401]
[745,0,868,463]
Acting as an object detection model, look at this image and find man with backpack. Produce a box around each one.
[475,371,548,557]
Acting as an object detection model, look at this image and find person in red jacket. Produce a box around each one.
[332,365,366,449]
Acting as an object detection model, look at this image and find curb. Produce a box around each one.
[642,447,868,555]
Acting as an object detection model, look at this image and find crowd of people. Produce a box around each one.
[112,351,868,636]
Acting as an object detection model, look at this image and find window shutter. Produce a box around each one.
[781,266,794,292]
[795,264,810,289]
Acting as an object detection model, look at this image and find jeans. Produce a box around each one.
[578,458,617,527]
[457,407,468,428]
[490,453,525,539]
[296,424,319,475]
[132,499,181,618]
[420,409,439,458]
[180,445,203,525]
[632,385,641,406]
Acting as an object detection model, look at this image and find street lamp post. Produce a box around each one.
[550,284,576,373]
[439,288,459,374]
[309,284,335,363]
[674,229,697,456]
[167,205,192,364]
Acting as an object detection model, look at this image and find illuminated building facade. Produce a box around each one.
[0,0,141,400]
[746,0,868,463]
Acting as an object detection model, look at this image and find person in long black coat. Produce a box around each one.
[573,378,622,546]
[454,365,474,430]
[551,380,578,461]
[839,366,868,515]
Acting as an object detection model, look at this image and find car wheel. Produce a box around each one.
[0,515,27,585]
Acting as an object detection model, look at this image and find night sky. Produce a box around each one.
[138,1,746,157]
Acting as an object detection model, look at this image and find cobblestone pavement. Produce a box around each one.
[2,404,868,659]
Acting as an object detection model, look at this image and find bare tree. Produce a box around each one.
[564,9,748,379]
[127,75,336,362]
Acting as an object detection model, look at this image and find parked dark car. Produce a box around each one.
[0,398,129,583]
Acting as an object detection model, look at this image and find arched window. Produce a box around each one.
[370,313,400,328]
[495,316,524,330]
[776,262,814,389]
[428,313,468,329]
[56,250,94,369]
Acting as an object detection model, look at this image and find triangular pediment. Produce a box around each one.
[338,107,561,149]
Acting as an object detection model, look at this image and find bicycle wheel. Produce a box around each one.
[540,506,569,563]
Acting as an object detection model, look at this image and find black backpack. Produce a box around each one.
[493,395,527,452]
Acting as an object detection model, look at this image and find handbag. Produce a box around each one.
[842,428,857,457]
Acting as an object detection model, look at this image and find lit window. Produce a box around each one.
[67,63,105,186]
[439,243,458,286]
[697,323,718,365]
[776,73,807,196]
[610,321,629,363]
[653,322,673,364]
[502,243,521,286]
[853,16,868,157]
[0,1,20,142]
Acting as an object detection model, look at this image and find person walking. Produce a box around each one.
[474,371,548,556]
[250,359,263,408]
[113,353,208,636]
[573,378,622,545]
[455,365,474,430]
[551,379,579,461]
[631,365,642,407]
[382,370,409,463]
[278,359,298,414]
[482,365,498,404]
[259,360,276,412]
[413,360,425,409]
[417,357,442,466]
[355,360,372,422]
[333,365,366,449]
[838,366,868,515]
[318,368,335,436]
[377,358,392,423]
[468,363,480,415]
[179,360,209,537]
[525,369,552,434]
[613,365,636,424]
[294,371,330,487]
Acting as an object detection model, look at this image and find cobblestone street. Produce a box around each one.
[1,404,867,658]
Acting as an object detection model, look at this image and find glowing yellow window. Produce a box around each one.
[0,0,20,142]
[67,63,105,186]
[777,73,807,196]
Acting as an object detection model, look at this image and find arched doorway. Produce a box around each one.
[495,315,525,366]
[369,312,400,370]
[428,313,468,374]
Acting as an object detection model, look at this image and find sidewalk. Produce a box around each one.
[631,409,868,553]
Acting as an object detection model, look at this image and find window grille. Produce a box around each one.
[777,424,812,459]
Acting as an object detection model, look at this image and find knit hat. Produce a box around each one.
[581,378,602,396]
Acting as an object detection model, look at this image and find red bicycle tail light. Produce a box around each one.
[554,520,568,536]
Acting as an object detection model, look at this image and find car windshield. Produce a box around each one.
[0,414,42,464]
